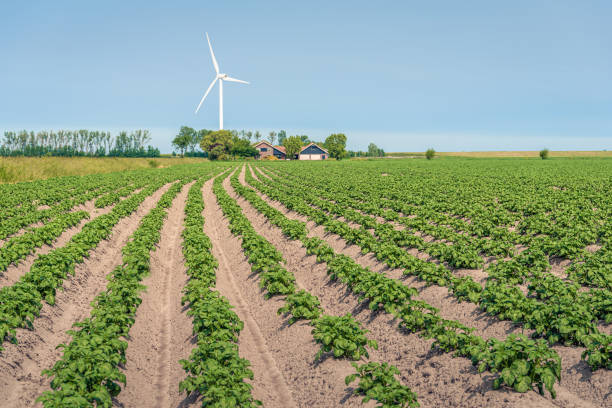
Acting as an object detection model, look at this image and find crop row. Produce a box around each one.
[231,168,562,398]
[0,171,138,222]
[283,160,608,251]
[249,166,611,370]
[257,166,612,322]
[262,166,606,286]
[178,176,261,407]
[0,174,179,351]
[0,182,110,241]
[266,163,610,290]
[0,211,89,273]
[263,164,607,288]
[37,178,190,407]
[215,171,419,407]
[259,167,612,331]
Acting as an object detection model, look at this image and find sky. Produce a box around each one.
[1,1,611,153]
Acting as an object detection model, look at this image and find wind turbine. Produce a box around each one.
[195,33,249,130]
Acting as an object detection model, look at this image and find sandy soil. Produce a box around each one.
[0,186,125,248]
[204,174,369,408]
[0,190,140,289]
[247,166,520,340]
[0,166,608,408]
[244,165,610,408]
[0,182,173,408]
[116,181,196,408]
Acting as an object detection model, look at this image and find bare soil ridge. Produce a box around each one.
[207,173,374,408]
[245,165,608,408]
[0,190,137,289]
[117,181,196,408]
[0,182,173,408]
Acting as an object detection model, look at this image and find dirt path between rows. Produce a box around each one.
[205,173,369,408]
[0,183,173,408]
[116,181,195,408]
[258,167,582,286]
[0,187,124,248]
[0,191,138,289]
[249,166,520,340]
[244,165,607,408]
[252,166,612,405]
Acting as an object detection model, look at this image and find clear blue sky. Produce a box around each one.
[1,1,610,152]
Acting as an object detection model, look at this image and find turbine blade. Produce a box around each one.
[224,76,249,84]
[195,77,218,114]
[206,32,220,74]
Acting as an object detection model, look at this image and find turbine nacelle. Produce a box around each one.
[194,32,249,129]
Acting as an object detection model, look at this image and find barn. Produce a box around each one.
[253,141,286,160]
[299,143,328,160]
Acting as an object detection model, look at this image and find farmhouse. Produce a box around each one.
[299,143,328,160]
[253,141,286,160]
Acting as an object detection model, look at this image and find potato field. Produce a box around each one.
[0,158,610,408]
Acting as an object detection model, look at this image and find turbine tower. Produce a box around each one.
[195,33,249,130]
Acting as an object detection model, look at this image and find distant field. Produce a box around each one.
[387,150,612,158]
[0,156,208,183]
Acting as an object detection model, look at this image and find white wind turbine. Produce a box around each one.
[195,33,249,130]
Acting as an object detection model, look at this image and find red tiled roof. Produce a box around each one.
[274,145,286,153]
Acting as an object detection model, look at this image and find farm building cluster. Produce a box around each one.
[253,141,328,160]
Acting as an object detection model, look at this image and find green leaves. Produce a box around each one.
[277,290,322,325]
[245,164,570,396]
[181,177,261,407]
[346,361,419,408]
[0,179,172,351]
[581,334,612,370]
[312,314,377,361]
[37,174,202,406]
[482,334,561,398]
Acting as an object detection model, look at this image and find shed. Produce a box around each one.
[299,143,328,160]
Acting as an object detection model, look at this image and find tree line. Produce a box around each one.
[171,127,297,157]
[173,126,350,161]
[1,130,160,157]
[347,142,386,158]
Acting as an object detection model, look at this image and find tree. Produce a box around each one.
[246,131,253,141]
[298,135,310,144]
[540,148,549,160]
[277,130,287,145]
[367,142,385,157]
[172,126,195,157]
[192,129,211,153]
[425,148,435,160]
[255,130,262,141]
[200,130,235,160]
[282,136,303,159]
[231,137,258,158]
[268,131,277,145]
[324,133,347,160]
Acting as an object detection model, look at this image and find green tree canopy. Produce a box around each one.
[277,130,287,145]
[231,137,258,158]
[324,133,347,160]
[282,135,304,159]
[172,126,195,157]
[190,129,210,153]
[200,130,235,160]
[268,131,277,145]
[367,142,385,157]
